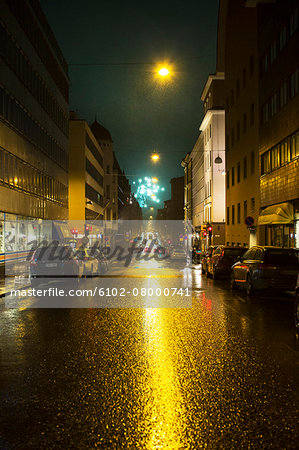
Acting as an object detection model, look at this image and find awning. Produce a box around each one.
[258,202,294,225]
[53,221,73,240]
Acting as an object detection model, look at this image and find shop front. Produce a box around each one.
[258,202,296,248]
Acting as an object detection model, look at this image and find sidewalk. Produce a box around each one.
[0,276,31,297]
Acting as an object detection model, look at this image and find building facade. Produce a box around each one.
[69,113,104,241]
[91,119,118,225]
[0,0,69,254]
[191,133,205,234]
[200,73,226,247]
[181,153,192,222]
[257,0,299,248]
[219,0,260,247]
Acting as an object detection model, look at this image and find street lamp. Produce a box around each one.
[151,153,160,162]
[158,67,170,77]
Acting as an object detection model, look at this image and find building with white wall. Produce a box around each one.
[199,73,226,246]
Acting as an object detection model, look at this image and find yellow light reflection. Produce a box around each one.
[144,280,187,448]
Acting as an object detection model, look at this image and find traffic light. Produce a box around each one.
[84,224,90,236]
[203,230,207,237]
[208,224,213,237]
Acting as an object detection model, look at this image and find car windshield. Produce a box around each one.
[34,246,72,261]
[264,249,299,266]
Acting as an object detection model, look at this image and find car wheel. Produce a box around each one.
[294,293,299,334]
[230,272,238,290]
[246,275,255,297]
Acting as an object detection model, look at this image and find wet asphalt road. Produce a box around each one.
[0,261,299,449]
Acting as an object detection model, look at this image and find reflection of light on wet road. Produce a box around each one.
[144,308,187,448]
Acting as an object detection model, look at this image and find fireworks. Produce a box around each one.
[133,177,164,208]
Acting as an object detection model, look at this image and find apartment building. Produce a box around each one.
[257,0,299,247]
[0,0,69,253]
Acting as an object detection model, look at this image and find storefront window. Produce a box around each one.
[267,224,295,248]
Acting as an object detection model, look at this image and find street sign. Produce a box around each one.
[245,216,255,227]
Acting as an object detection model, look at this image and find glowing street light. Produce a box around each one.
[151,153,160,162]
[158,67,170,77]
[152,177,158,183]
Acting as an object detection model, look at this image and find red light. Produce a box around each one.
[208,226,212,231]
[203,231,207,237]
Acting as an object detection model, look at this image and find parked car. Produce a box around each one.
[295,273,299,335]
[207,245,248,279]
[30,245,80,286]
[201,246,216,275]
[231,246,299,296]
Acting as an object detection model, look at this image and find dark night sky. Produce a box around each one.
[40,0,219,202]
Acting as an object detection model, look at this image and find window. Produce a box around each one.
[244,200,247,220]
[249,55,254,76]
[291,131,299,159]
[86,134,103,167]
[251,151,255,173]
[270,93,278,116]
[237,203,241,224]
[280,81,288,107]
[232,167,235,186]
[250,103,254,125]
[243,156,247,179]
[209,124,212,139]
[237,121,240,141]
[227,206,230,225]
[226,170,229,189]
[232,205,235,224]
[237,162,240,183]
[263,54,269,73]
[251,197,255,213]
[243,113,247,134]
[290,8,298,36]
[242,68,246,88]
[271,145,279,170]
[106,165,110,174]
[280,138,290,164]
[279,25,287,50]
[290,69,299,98]
[270,40,277,64]
[261,151,271,174]
[86,159,103,186]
